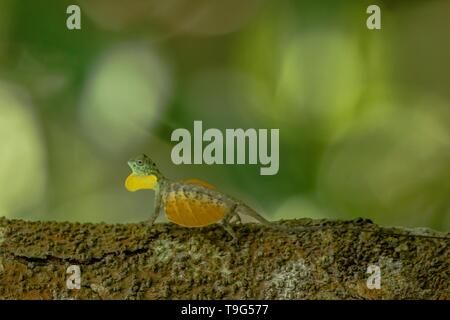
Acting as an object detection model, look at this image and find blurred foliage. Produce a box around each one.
[0,0,449,230]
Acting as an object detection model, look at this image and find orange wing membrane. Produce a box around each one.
[181,179,216,190]
[164,192,226,227]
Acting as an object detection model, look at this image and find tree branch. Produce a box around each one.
[0,217,448,299]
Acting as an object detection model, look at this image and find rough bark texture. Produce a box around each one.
[0,216,448,300]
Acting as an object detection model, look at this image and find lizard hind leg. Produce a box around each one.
[219,220,238,242]
[228,209,242,225]
[219,209,239,242]
[235,202,272,226]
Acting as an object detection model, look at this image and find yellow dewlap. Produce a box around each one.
[125,174,157,191]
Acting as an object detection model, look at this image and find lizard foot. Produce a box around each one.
[229,213,242,226]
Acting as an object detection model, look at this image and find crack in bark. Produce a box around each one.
[10,246,151,266]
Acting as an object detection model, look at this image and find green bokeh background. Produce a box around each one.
[0,0,449,230]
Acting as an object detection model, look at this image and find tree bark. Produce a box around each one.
[0,216,448,300]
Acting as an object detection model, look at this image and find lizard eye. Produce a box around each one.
[137,160,143,166]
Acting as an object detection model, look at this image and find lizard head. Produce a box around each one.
[125,154,160,192]
[127,154,159,176]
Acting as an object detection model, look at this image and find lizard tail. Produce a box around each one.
[236,203,326,232]
[236,203,450,240]
[236,203,273,226]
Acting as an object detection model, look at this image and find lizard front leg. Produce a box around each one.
[148,188,162,227]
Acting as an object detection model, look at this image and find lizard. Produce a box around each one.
[124,154,314,241]
[125,154,450,242]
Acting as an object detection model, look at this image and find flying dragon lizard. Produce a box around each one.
[125,154,450,242]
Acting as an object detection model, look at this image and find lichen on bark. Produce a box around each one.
[0,217,448,299]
